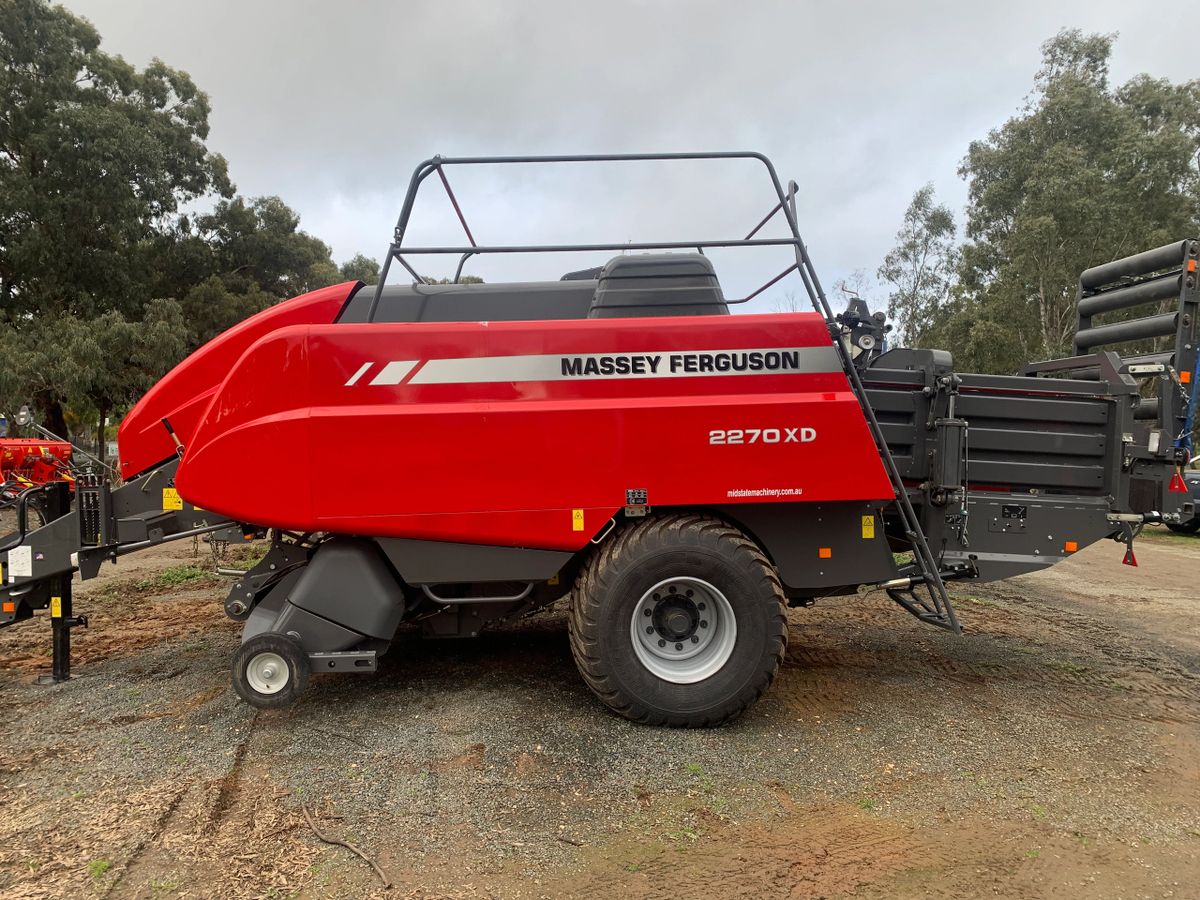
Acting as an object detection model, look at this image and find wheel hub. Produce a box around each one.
[245,651,290,695]
[630,577,737,684]
[654,597,699,641]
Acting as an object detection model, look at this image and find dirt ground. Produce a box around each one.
[1,528,1198,899]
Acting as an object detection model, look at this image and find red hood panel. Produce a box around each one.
[117,282,359,480]
[174,312,894,549]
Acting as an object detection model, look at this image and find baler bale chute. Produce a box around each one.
[1,152,1195,727]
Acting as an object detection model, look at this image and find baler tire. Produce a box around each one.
[568,513,787,727]
[1166,520,1199,535]
[232,633,310,709]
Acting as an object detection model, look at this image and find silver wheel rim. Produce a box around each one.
[630,576,737,684]
[245,651,290,695]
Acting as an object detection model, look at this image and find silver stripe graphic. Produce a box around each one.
[368,360,418,386]
[406,346,840,386]
[344,362,374,386]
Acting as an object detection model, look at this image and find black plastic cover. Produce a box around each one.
[589,253,728,318]
[286,537,406,639]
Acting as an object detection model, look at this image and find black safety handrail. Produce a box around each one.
[367,152,961,630]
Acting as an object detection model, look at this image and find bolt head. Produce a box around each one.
[691,635,699,643]
[700,620,708,628]
[698,602,706,611]
[644,608,652,616]
[657,639,666,648]
[646,626,654,634]
[674,642,683,651]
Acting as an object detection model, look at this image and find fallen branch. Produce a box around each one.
[301,803,392,889]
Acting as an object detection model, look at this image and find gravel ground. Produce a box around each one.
[1,531,1198,898]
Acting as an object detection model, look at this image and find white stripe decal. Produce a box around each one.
[368,360,418,386]
[406,346,840,386]
[344,362,374,386]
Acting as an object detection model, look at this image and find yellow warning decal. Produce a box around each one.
[572,509,585,531]
[547,574,560,586]
[861,515,875,539]
[50,596,62,618]
[162,487,183,511]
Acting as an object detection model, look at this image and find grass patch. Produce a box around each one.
[1140,526,1199,546]
[87,859,112,881]
[135,563,216,590]
[1045,659,1089,675]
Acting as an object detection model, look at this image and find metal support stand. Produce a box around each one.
[37,576,87,684]
[32,482,88,684]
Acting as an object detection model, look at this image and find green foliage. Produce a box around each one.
[0,0,231,321]
[423,275,485,285]
[87,859,112,881]
[133,563,215,591]
[339,253,380,284]
[877,184,958,347]
[946,29,1200,372]
[0,0,368,443]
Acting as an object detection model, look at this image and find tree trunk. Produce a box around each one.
[97,403,109,465]
[34,392,69,441]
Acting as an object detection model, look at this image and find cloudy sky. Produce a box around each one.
[62,0,1196,309]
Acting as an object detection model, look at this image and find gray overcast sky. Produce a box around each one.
[61,0,1197,309]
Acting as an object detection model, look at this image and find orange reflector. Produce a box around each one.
[1,601,14,614]
[818,547,832,559]
[1189,259,1197,273]
[1182,370,1192,385]
[1063,541,1078,553]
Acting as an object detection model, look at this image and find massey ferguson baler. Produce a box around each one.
[2,153,1196,726]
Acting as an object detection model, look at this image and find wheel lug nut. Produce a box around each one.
[658,639,666,648]
[668,586,677,593]
[644,609,652,616]
[646,626,654,634]
[653,593,661,601]
[700,620,708,628]
[698,603,706,611]
[674,643,683,651]
[686,589,694,597]
[691,635,699,643]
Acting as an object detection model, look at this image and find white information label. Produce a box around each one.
[8,545,32,579]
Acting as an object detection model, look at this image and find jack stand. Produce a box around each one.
[35,576,86,684]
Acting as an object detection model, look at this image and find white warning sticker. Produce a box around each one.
[8,545,32,580]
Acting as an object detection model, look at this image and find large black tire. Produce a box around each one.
[568,513,787,727]
[231,633,310,709]
[1166,519,1200,535]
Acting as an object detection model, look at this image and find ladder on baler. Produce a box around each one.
[775,182,961,633]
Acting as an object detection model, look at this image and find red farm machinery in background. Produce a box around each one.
[1,152,1196,726]
[0,438,74,531]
